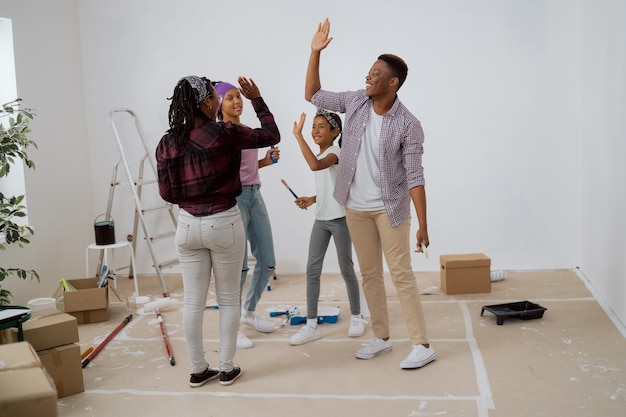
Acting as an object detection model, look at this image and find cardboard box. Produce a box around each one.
[440,253,491,295]
[0,342,58,417]
[0,340,42,368]
[68,309,109,324]
[59,277,109,324]
[1,308,79,351]
[38,343,85,398]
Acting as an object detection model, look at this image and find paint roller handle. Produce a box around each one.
[156,308,175,366]
[82,314,132,368]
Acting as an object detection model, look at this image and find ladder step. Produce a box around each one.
[113,179,157,187]
[135,178,157,186]
[148,231,176,241]
[141,205,172,214]
[156,259,179,269]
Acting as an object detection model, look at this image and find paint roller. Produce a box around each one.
[137,298,174,315]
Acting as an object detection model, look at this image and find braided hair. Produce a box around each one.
[211,81,225,121]
[167,77,212,146]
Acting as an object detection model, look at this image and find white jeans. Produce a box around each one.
[176,206,245,373]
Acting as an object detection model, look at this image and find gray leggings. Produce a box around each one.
[306,217,360,318]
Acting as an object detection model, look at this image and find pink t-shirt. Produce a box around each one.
[240,148,260,185]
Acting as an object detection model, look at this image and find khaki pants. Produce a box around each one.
[346,208,429,345]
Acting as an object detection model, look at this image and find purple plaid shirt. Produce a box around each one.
[311,89,425,227]
[156,97,280,216]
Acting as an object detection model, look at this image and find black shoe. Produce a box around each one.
[189,367,219,388]
[219,366,242,386]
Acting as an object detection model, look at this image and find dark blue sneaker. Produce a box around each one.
[219,366,242,386]
[189,367,219,387]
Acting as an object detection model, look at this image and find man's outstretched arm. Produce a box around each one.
[305,18,333,102]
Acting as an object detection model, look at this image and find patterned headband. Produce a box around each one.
[315,108,340,130]
[183,76,209,104]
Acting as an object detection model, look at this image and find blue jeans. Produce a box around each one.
[176,206,244,373]
[236,185,276,312]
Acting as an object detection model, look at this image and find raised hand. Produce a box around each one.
[238,76,260,100]
[293,112,307,137]
[311,18,333,52]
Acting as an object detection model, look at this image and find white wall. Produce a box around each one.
[577,0,626,329]
[1,0,624,330]
[77,0,581,277]
[1,0,94,304]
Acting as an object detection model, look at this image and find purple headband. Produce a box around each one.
[214,82,238,111]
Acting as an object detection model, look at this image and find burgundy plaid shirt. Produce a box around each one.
[156,97,280,216]
[311,89,425,227]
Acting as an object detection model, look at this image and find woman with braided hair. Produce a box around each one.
[156,75,280,387]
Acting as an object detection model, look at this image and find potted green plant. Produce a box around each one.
[0,98,39,305]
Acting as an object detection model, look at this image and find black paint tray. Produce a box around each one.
[480,301,547,325]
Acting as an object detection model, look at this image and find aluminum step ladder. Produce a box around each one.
[105,108,178,298]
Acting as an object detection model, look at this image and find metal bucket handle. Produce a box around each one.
[94,214,114,225]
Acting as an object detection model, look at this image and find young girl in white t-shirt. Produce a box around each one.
[289,109,366,346]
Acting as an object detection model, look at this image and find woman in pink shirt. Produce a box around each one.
[215,81,280,349]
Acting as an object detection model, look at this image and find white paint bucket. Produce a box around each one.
[27,297,57,311]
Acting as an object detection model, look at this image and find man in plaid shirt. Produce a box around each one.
[304,18,436,370]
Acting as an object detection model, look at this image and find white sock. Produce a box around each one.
[306,318,318,328]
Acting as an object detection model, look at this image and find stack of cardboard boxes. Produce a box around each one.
[1,308,84,399]
[0,341,59,417]
[1,276,110,412]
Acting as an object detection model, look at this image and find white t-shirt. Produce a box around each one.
[315,146,346,221]
[346,106,385,211]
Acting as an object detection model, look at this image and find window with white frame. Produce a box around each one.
[1,17,29,240]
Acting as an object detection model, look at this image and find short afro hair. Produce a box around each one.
[378,54,408,90]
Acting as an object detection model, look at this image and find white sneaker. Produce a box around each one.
[355,337,392,359]
[236,331,254,349]
[400,344,436,369]
[241,312,275,333]
[348,314,367,337]
[290,324,321,346]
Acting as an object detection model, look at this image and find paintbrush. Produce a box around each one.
[281,179,307,210]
